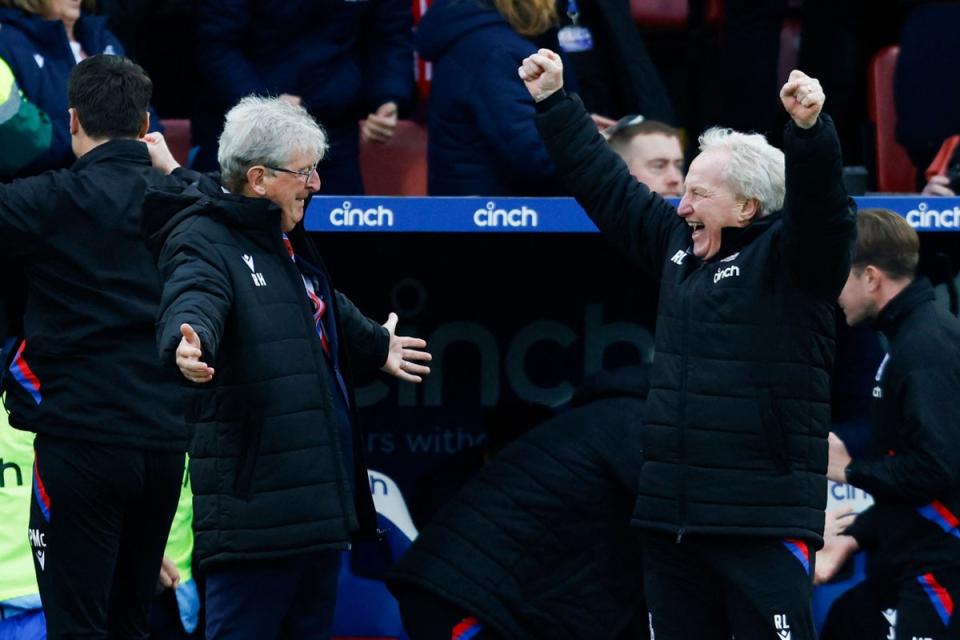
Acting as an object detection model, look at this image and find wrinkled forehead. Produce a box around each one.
[685,149,732,193]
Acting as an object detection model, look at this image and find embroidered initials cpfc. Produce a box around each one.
[242,255,255,272]
[670,250,687,265]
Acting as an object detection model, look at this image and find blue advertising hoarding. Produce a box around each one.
[306,195,960,233]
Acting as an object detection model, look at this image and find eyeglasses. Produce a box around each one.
[264,161,319,183]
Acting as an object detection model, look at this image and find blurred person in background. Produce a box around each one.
[390,367,650,640]
[192,0,414,194]
[0,0,161,179]
[604,115,684,197]
[415,0,577,196]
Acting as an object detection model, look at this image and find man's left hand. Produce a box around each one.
[827,431,852,483]
[381,312,431,382]
[780,70,825,129]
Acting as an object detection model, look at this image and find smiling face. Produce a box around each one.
[623,133,685,197]
[676,150,754,260]
[257,151,321,232]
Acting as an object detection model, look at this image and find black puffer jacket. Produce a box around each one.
[535,92,856,546]
[388,367,648,640]
[846,278,960,583]
[0,140,187,450]
[143,181,388,568]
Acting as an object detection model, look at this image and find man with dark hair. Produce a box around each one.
[819,209,960,640]
[604,116,684,197]
[0,54,188,638]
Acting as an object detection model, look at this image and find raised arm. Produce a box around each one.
[779,70,856,298]
[520,49,683,279]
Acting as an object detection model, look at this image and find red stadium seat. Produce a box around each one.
[359,120,428,196]
[159,118,192,168]
[630,0,688,27]
[868,46,918,193]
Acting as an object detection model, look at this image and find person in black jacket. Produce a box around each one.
[818,209,960,640]
[388,367,649,640]
[143,95,431,640]
[0,55,188,638]
[519,48,856,638]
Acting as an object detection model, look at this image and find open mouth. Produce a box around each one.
[688,221,705,232]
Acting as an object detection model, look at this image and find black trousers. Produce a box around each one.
[29,434,183,639]
[822,571,960,640]
[642,531,817,640]
[394,586,503,640]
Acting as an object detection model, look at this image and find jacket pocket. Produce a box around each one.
[232,410,263,499]
[757,388,790,474]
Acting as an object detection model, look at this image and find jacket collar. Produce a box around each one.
[699,211,781,264]
[872,277,936,341]
[71,138,151,171]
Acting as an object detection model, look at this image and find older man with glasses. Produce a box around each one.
[142,95,431,640]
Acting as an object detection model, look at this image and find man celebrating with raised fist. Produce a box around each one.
[143,96,431,639]
[520,49,856,638]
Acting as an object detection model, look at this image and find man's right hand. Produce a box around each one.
[814,530,859,585]
[176,323,214,383]
[518,48,565,103]
[141,132,180,175]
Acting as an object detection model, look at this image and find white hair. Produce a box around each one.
[697,127,785,216]
[218,96,328,193]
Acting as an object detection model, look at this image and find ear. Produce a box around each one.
[246,166,268,196]
[863,265,884,292]
[138,112,150,139]
[69,108,80,136]
[739,198,759,224]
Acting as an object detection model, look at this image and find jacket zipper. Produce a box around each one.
[676,267,695,543]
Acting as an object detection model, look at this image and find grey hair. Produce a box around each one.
[218,96,328,193]
[697,128,785,216]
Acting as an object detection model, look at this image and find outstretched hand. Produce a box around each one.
[176,323,214,384]
[518,48,565,103]
[380,312,431,383]
[780,70,825,129]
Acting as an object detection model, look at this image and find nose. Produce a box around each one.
[667,166,683,188]
[677,195,692,216]
[306,168,321,192]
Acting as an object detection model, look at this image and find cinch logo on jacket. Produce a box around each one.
[713,264,740,284]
